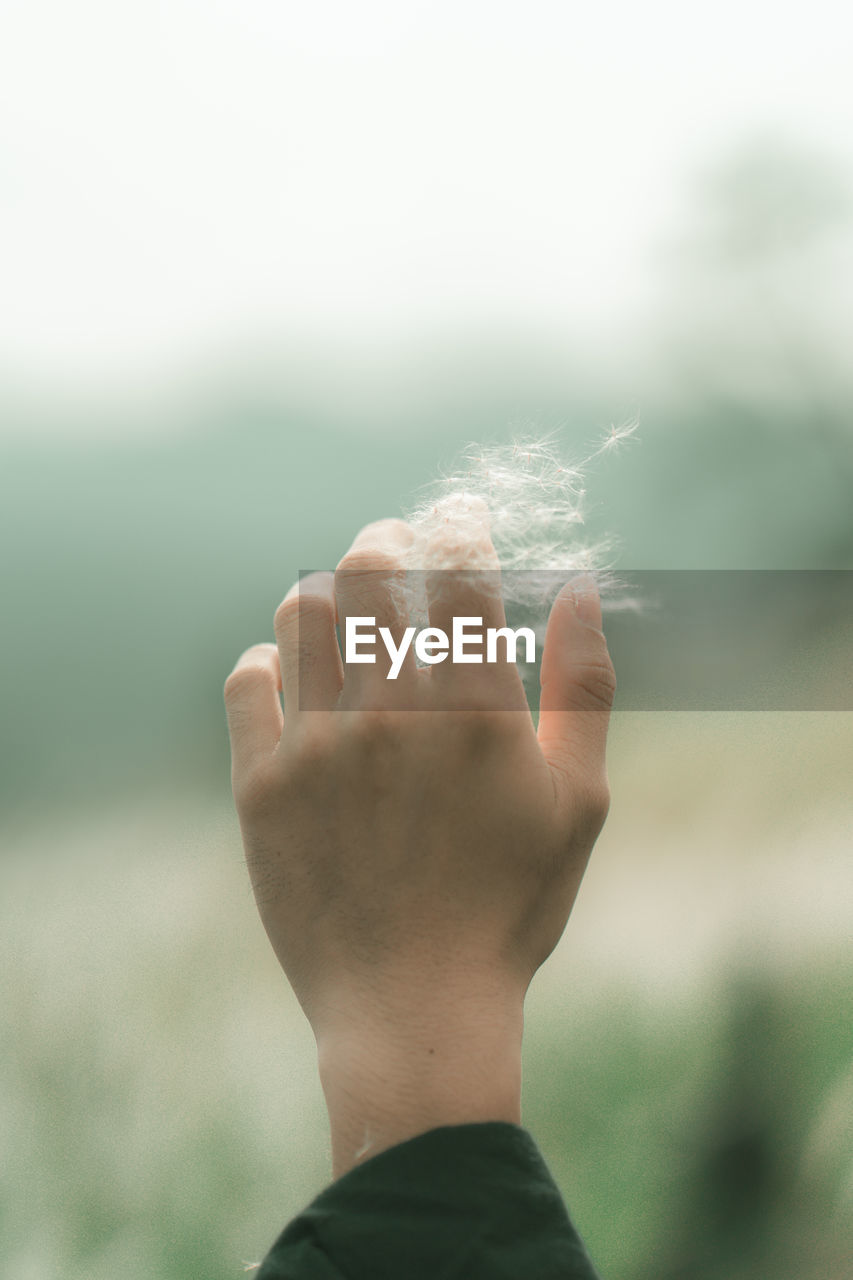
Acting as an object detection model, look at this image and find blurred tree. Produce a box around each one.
[632,134,853,567]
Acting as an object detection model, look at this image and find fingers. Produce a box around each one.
[537,575,616,813]
[421,497,526,707]
[224,643,284,776]
[422,496,502,628]
[334,518,418,700]
[274,571,343,713]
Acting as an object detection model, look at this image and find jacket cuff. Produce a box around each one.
[257,1121,601,1280]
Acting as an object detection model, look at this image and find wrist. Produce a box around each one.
[313,976,525,1180]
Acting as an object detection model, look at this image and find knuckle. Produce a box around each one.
[224,662,274,703]
[299,595,336,629]
[454,710,504,752]
[291,715,335,767]
[576,655,617,711]
[273,595,300,637]
[274,593,333,640]
[342,708,404,763]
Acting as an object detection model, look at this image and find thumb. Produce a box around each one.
[537,574,616,802]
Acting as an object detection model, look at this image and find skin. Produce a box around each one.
[224,513,616,1179]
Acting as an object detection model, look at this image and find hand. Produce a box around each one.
[224,515,616,1175]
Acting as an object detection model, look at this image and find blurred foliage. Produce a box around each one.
[681,135,850,262]
[2,799,850,1279]
[527,958,853,1280]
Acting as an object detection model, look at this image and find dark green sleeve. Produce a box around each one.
[256,1121,602,1279]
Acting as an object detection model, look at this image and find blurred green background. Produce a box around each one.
[2,3,852,1277]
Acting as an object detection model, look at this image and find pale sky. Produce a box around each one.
[1,0,851,392]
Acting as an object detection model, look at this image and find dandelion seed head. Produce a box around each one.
[401,420,640,614]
